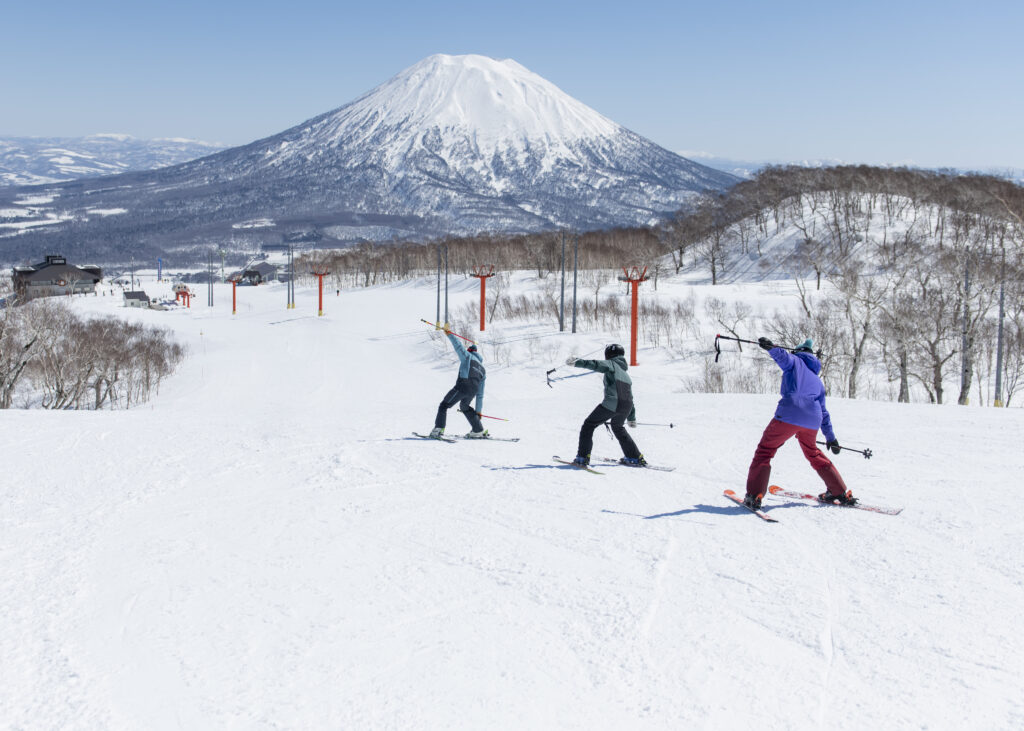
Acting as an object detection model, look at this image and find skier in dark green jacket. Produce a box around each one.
[564,343,645,467]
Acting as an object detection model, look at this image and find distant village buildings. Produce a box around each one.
[123,291,151,308]
[229,262,279,285]
[12,255,103,300]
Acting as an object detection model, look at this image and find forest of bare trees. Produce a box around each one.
[0,296,185,409]
[296,165,1024,406]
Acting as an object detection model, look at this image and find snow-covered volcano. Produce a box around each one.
[257,54,735,227]
[290,54,623,160]
[0,54,736,261]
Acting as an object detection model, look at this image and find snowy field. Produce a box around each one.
[2,274,1023,730]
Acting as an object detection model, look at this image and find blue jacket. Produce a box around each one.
[448,333,486,412]
[769,347,836,441]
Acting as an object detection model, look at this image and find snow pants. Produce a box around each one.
[745,418,848,499]
[435,377,483,432]
[577,402,640,461]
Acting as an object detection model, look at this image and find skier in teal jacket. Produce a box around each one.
[564,343,645,467]
[428,325,487,439]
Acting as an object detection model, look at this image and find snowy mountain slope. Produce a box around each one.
[0,134,225,186]
[1,273,1022,729]
[0,55,736,263]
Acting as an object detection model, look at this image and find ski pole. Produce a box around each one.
[714,334,758,362]
[547,370,597,387]
[817,441,873,459]
[477,412,509,421]
[420,318,476,344]
[714,334,820,361]
[633,422,675,428]
[546,347,606,387]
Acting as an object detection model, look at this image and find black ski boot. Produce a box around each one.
[819,490,858,506]
[619,454,648,467]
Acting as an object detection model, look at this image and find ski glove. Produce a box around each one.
[758,337,774,351]
[825,439,841,454]
[627,420,637,428]
[565,356,578,366]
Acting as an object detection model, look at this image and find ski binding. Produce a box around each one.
[724,489,778,522]
[768,485,902,515]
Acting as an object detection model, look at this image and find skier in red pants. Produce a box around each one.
[743,337,855,510]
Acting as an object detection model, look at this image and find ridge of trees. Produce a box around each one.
[297,165,1024,407]
[296,165,1023,283]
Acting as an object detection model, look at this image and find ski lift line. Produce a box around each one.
[480,331,568,346]
[368,330,426,342]
[268,316,315,326]
[419,328,574,348]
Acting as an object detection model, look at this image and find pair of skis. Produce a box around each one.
[412,432,520,443]
[553,456,676,474]
[725,485,902,522]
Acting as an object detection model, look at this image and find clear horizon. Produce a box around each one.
[2,0,1022,171]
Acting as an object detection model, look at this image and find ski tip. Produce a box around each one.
[768,485,783,494]
[723,489,736,496]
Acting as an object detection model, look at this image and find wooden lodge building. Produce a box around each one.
[12,255,103,301]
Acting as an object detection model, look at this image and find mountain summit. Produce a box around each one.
[0,54,736,261]
[299,54,622,156]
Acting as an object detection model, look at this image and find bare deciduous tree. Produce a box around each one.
[0,293,40,408]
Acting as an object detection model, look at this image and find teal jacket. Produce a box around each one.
[448,333,485,412]
[572,355,636,420]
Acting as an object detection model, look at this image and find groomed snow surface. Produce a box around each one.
[3,275,1022,730]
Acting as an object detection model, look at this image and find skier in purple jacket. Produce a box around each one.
[743,337,855,510]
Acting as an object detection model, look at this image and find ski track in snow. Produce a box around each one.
[2,275,1023,729]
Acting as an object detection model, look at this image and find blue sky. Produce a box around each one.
[2,0,1021,170]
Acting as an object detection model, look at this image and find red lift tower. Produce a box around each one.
[173,284,192,308]
[312,270,329,316]
[618,266,649,366]
[470,265,496,331]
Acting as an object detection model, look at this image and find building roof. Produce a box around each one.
[12,255,103,281]
[245,262,278,276]
[123,291,150,302]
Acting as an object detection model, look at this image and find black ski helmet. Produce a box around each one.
[605,343,625,360]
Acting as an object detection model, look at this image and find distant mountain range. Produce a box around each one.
[683,150,1024,184]
[0,54,736,265]
[676,152,842,180]
[0,135,226,187]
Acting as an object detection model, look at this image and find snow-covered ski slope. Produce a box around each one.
[3,275,1022,730]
